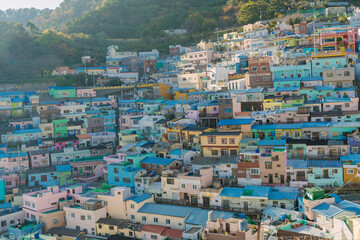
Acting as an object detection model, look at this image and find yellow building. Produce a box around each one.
[153,83,171,100]
[174,88,197,100]
[38,210,66,232]
[47,227,84,240]
[200,131,242,157]
[96,218,141,238]
[263,96,284,111]
[182,126,214,144]
[275,126,302,140]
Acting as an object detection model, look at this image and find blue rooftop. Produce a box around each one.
[127,193,152,203]
[312,202,344,218]
[258,140,286,146]
[323,98,352,103]
[219,187,244,198]
[141,157,176,166]
[287,159,308,169]
[169,149,190,156]
[338,200,360,215]
[243,185,271,197]
[56,165,72,172]
[275,87,299,92]
[49,86,75,90]
[14,128,41,134]
[184,209,235,226]
[308,160,342,168]
[138,203,193,218]
[269,191,298,200]
[218,118,253,126]
[252,123,302,130]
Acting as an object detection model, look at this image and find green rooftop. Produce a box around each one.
[42,209,61,214]
[242,189,253,196]
[69,155,105,162]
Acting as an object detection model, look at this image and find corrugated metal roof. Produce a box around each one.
[312,202,343,218]
[141,157,176,166]
[138,203,193,218]
[219,187,244,198]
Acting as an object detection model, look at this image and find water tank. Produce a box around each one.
[152,170,156,176]
[188,171,194,176]
[239,220,248,232]
[239,213,246,219]
[208,211,216,222]
[12,205,19,213]
[280,214,287,221]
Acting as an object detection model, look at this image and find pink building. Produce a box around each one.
[23,186,67,221]
[55,136,80,150]
[9,119,34,130]
[64,199,107,235]
[120,111,145,129]
[65,185,84,204]
[91,98,117,108]
[77,88,96,98]
[186,110,201,122]
[3,174,18,189]
[141,225,183,240]
[54,66,76,76]
[70,157,104,184]
[275,107,310,123]
[322,98,359,112]
[0,152,29,173]
[178,167,213,204]
[28,150,50,168]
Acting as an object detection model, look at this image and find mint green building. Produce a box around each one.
[49,86,76,99]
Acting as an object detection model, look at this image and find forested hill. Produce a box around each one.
[31,0,105,30]
[0,8,46,24]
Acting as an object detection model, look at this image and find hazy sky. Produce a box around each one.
[0,0,63,10]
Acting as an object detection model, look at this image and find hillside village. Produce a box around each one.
[2,1,360,240]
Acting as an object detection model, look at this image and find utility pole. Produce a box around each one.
[84,60,88,87]
[313,9,317,55]
[216,28,220,52]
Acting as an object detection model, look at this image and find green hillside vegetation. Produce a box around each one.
[32,0,105,30]
[0,8,46,24]
[0,0,303,83]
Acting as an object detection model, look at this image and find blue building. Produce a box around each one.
[107,162,143,192]
[27,166,58,187]
[102,109,116,132]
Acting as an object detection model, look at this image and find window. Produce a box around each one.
[109,226,114,230]
[280,203,286,209]
[87,215,91,220]
[41,175,47,182]
[332,131,339,138]
[327,72,333,77]
[154,217,159,223]
[98,224,102,229]
[344,71,350,76]
[332,169,338,174]
[151,235,158,240]
[272,201,278,206]
[221,138,227,144]
[142,216,146,221]
[130,204,135,209]
[193,185,197,189]
[208,137,216,144]
[347,169,354,174]
[81,215,85,220]
[123,177,131,183]
[251,67,258,72]
[131,215,135,220]
[230,150,237,156]
[352,147,359,154]
[114,168,119,173]
[181,184,186,188]
[166,219,171,224]
[265,162,272,169]
[114,176,119,182]
[167,179,174,185]
[53,218,58,224]
[250,168,259,175]
[71,213,75,218]
[345,103,350,108]
[229,138,235,144]
[212,150,218,156]
[85,166,93,171]
[260,66,268,71]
